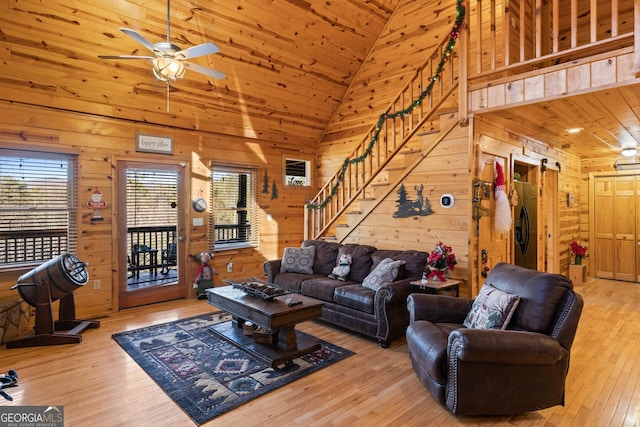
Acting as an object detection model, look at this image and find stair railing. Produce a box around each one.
[305,33,461,240]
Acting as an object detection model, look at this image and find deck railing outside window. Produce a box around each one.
[0,229,67,264]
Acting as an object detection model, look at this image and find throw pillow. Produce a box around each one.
[463,284,520,330]
[281,246,316,274]
[362,258,406,291]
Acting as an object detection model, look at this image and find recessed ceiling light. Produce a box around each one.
[566,127,583,134]
[621,147,638,157]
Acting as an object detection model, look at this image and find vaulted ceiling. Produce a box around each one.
[1,0,640,161]
[0,0,400,147]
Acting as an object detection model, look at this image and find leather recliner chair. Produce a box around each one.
[406,262,584,415]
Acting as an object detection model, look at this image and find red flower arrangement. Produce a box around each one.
[569,239,588,265]
[426,242,457,281]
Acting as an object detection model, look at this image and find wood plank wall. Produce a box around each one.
[0,100,314,318]
[317,0,462,182]
[474,117,582,276]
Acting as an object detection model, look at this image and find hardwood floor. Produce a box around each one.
[1,277,638,426]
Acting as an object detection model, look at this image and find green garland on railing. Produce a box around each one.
[307,0,467,210]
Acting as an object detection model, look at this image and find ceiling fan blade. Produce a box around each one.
[175,42,220,60]
[98,55,155,60]
[183,62,226,80]
[119,28,157,53]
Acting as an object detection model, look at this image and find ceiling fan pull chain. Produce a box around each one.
[166,83,170,112]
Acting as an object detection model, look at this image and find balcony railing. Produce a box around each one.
[214,224,251,243]
[127,225,176,276]
[0,229,68,264]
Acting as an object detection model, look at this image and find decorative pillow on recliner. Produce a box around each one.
[281,246,316,274]
[463,284,520,330]
[362,258,406,291]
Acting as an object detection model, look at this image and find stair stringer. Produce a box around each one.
[335,115,462,242]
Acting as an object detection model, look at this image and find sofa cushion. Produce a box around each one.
[371,249,429,279]
[300,277,355,302]
[333,285,375,314]
[463,284,520,330]
[337,244,377,283]
[281,246,316,274]
[302,240,342,276]
[362,258,406,291]
[272,272,326,292]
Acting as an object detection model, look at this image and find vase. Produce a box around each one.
[427,266,448,282]
[575,255,583,265]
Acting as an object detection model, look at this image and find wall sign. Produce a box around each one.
[135,133,173,154]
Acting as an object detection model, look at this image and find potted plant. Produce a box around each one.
[426,241,457,282]
[568,238,588,285]
[569,239,588,265]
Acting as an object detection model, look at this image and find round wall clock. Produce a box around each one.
[192,197,207,212]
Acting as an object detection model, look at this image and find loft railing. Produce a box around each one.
[305,33,461,240]
[467,0,638,82]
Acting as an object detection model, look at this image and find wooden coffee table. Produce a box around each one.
[206,286,324,367]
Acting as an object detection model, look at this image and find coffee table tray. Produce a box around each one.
[230,280,289,300]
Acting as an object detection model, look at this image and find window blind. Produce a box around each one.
[209,165,259,249]
[126,168,178,228]
[0,150,77,267]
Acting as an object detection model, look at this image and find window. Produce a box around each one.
[0,150,77,268]
[125,167,178,261]
[285,158,311,186]
[210,165,258,249]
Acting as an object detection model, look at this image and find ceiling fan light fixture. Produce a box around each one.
[621,147,638,157]
[152,57,186,82]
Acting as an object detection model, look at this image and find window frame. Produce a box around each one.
[284,157,312,187]
[0,149,78,271]
[209,163,259,251]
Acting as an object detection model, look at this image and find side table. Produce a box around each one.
[410,278,460,297]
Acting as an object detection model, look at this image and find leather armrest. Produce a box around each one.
[377,278,413,303]
[263,259,282,283]
[407,293,472,324]
[448,328,565,364]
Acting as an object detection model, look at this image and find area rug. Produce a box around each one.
[112,312,354,425]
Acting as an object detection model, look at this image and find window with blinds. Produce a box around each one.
[0,150,77,268]
[209,165,258,249]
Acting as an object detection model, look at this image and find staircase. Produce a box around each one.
[305,34,462,241]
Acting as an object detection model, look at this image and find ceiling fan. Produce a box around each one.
[99,0,225,110]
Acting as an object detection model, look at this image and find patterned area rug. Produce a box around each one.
[112,312,354,425]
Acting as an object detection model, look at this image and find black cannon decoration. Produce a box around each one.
[6,254,100,348]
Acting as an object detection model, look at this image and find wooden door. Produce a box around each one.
[117,161,188,308]
[593,175,638,282]
[543,169,559,273]
[594,177,615,278]
[476,154,510,295]
[614,176,636,281]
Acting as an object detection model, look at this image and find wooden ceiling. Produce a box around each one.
[477,83,640,160]
[0,0,400,147]
[1,0,639,160]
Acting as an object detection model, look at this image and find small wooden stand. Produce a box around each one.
[6,281,100,349]
[568,265,587,286]
[410,278,461,296]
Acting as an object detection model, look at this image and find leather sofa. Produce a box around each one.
[406,262,583,415]
[264,240,428,347]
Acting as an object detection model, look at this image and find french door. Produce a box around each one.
[117,161,188,308]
